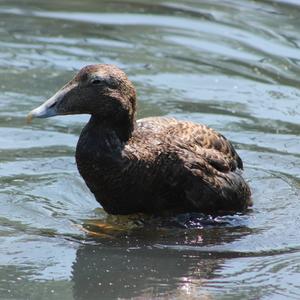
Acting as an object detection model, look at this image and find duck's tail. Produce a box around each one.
[218,170,252,212]
[186,169,252,213]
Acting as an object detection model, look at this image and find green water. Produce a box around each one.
[0,0,300,299]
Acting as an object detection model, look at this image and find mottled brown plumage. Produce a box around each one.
[28,64,252,215]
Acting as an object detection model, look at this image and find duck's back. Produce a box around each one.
[133,117,243,171]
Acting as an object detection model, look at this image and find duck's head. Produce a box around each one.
[27,64,136,126]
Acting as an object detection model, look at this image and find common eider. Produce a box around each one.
[28,64,251,215]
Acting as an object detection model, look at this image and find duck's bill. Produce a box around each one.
[26,99,56,123]
[26,85,70,124]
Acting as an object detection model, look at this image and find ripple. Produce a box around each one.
[207,251,300,299]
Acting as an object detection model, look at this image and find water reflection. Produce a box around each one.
[72,215,253,299]
[72,244,216,299]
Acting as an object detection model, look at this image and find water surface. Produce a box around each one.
[0,0,300,299]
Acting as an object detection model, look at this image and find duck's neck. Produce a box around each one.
[88,113,135,143]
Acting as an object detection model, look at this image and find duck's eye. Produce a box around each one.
[91,79,102,85]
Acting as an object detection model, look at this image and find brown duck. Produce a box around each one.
[28,64,251,215]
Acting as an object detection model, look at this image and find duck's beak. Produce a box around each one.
[27,83,74,123]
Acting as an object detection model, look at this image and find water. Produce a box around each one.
[0,0,300,299]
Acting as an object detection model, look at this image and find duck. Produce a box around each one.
[27,64,252,215]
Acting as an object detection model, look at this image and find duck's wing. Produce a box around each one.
[136,117,243,173]
[125,118,250,212]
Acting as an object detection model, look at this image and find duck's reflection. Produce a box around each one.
[71,214,253,299]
